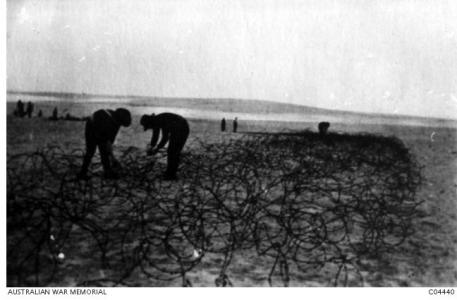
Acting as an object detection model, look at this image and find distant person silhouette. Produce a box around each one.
[77,108,132,180]
[37,110,43,118]
[140,112,190,180]
[49,107,59,120]
[26,101,34,118]
[16,100,25,117]
[233,117,238,133]
[318,122,330,136]
[221,118,226,132]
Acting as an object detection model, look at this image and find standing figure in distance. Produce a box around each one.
[16,100,25,117]
[49,107,59,120]
[140,113,190,180]
[232,117,238,133]
[26,101,34,118]
[221,118,226,132]
[318,121,330,136]
[77,108,132,180]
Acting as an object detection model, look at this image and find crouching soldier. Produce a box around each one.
[77,108,131,180]
[140,112,189,180]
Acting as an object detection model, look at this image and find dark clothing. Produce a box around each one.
[79,109,121,178]
[149,113,189,179]
[16,101,25,117]
[165,128,189,178]
[50,107,58,120]
[318,122,330,136]
[26,102,34,118]
[233,118,238,133]
[221,118,226,132]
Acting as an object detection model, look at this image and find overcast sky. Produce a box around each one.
[7,0,457,119]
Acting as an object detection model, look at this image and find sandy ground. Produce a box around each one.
[6,101,457,286]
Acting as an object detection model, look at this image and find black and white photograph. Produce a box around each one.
[5,0,457,292]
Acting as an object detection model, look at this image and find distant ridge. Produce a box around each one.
[7,90,456,123]
[6,90,345,114]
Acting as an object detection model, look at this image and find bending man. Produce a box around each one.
[77,108,131,180]
[140,113,190,180]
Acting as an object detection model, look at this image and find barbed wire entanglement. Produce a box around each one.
[7,131,422,287]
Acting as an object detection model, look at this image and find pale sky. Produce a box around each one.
[7,0,457,119]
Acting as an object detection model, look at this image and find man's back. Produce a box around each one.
[153,113,189,132]
[90,109,120,142]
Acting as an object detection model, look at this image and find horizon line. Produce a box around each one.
[6,89,457,122]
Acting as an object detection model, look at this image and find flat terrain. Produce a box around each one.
[6,100,457,287]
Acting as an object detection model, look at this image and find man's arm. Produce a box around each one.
[156,128,170,150]
[150,126,160,148]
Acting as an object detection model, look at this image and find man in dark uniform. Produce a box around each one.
[77,108,131,180]
[233,117,238,133]
[26,101,34,118]
[318,121,330,136]
[16,100,25,117]
[140,113,189,180]
[50,107,59,120]
[221,118,226,132]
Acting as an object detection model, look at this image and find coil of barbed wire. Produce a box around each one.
[7,132,422,287]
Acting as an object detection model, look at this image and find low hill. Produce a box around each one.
[7,90,457,127]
